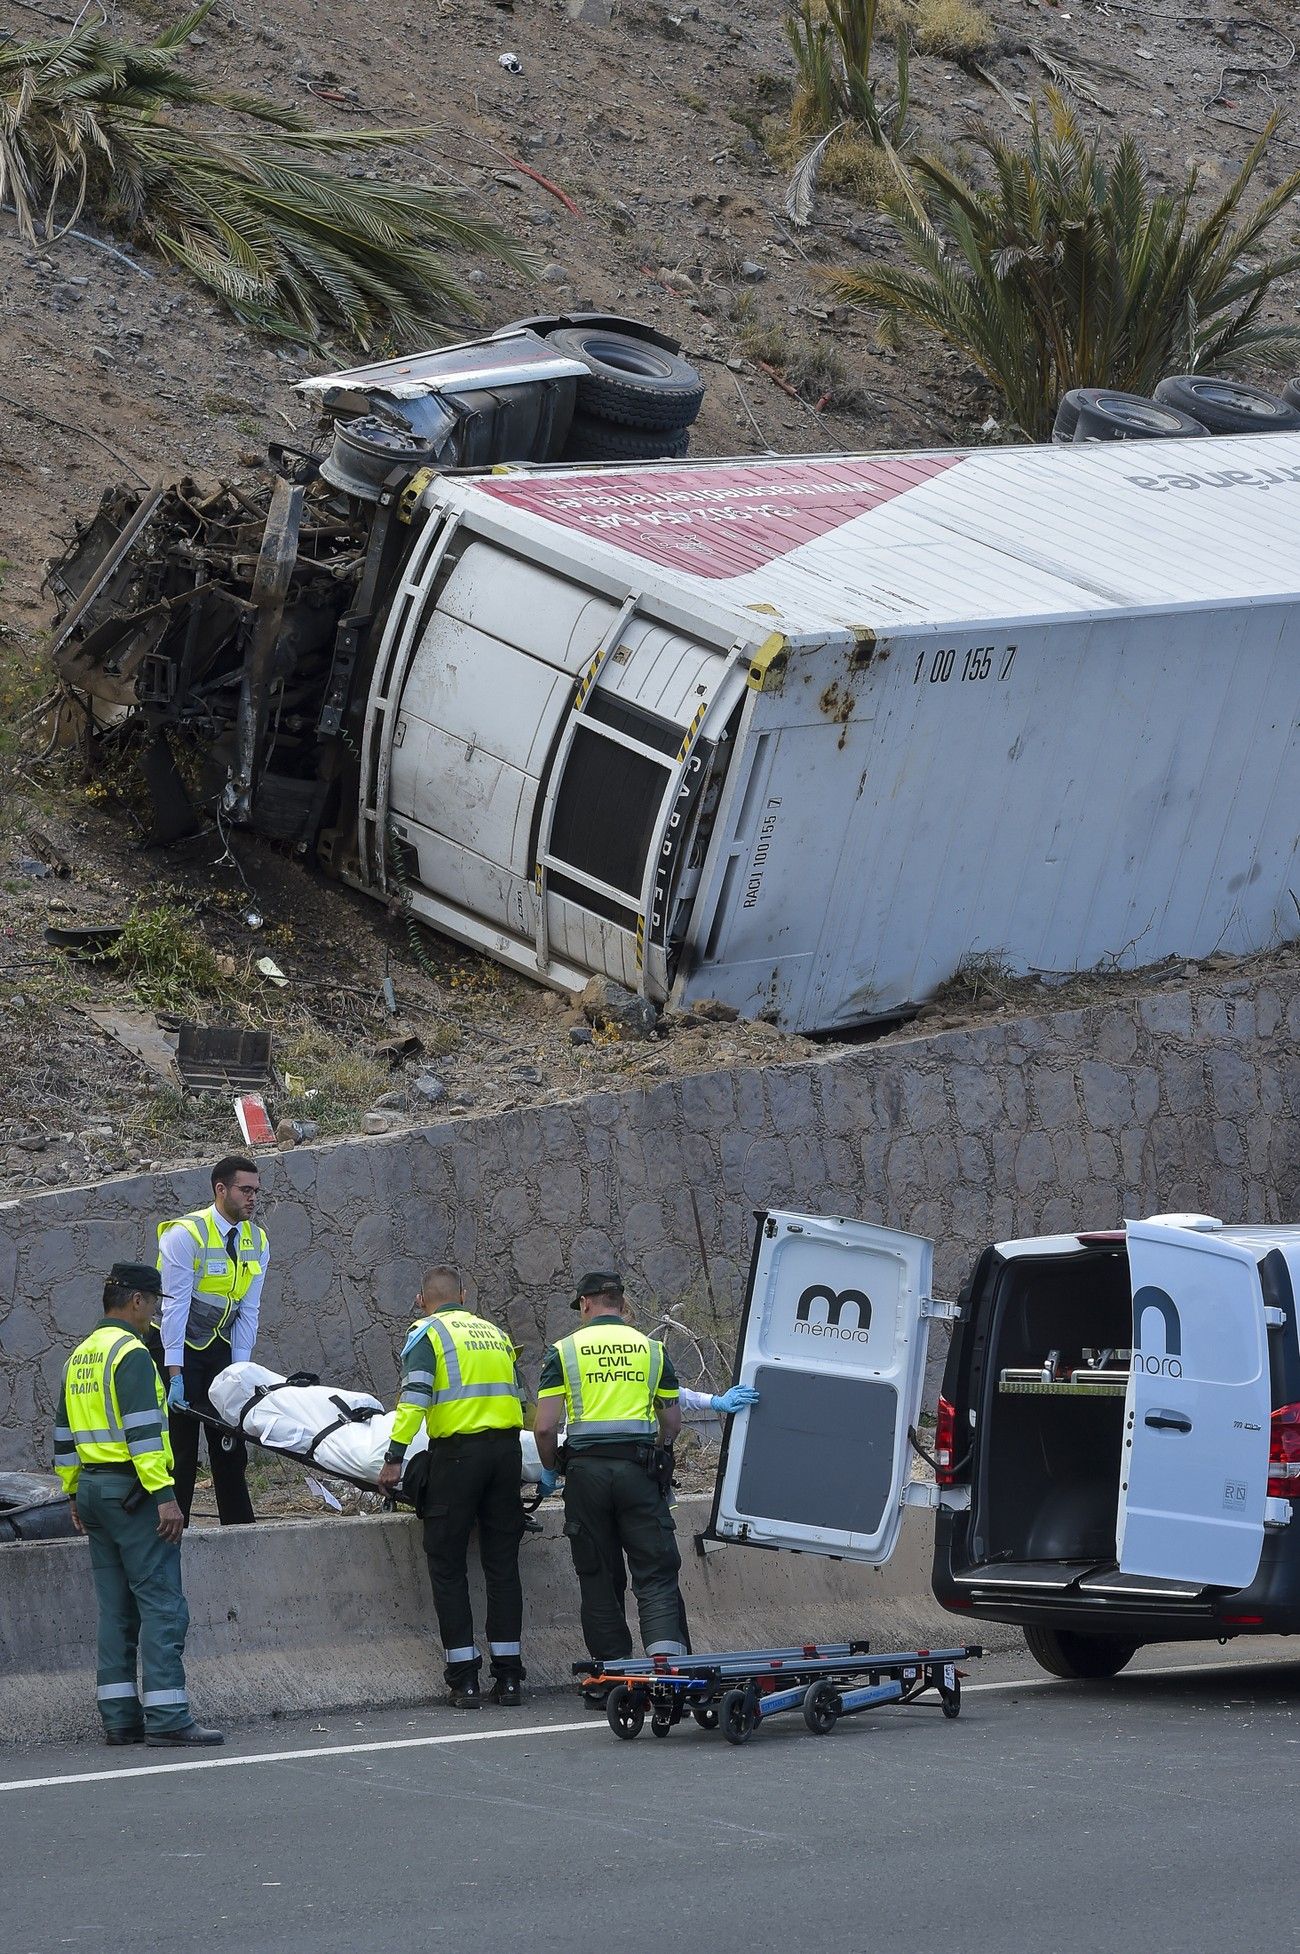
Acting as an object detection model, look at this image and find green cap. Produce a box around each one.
[109,1262,163,1296]
[572,1271,624,1311]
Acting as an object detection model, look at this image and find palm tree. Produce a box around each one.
[0,4,529,349]
[826,92,1300,438]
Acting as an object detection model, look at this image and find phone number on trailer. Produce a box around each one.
[913,644,1017,686]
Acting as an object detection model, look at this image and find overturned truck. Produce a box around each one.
[49,324,1300,1032]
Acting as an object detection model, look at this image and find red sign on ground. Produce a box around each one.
[479,453,963,579]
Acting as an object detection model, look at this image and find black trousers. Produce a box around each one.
[421,1429,525,1687]
[561,1453,685,1662]
[148,1334,254,1528]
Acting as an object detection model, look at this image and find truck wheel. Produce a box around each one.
[547,327,705,431]
[1051,391,1083,443]
[606,1685,645,1739]
[1023,1627,1140,1679]
[1284,379,1300,413]
[1071,390,1206,442]
[561,413,690,464]
[1153,374,1300,435]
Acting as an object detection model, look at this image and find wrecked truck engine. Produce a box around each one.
[47,316,704,855]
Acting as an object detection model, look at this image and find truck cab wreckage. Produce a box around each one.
[47,319,1300,1033]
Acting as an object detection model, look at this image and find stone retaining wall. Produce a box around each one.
[2,967,1297,1470]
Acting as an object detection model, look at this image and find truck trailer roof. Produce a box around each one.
[439,433,1300,636]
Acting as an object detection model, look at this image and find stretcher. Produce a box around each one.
[575,1641,983,1744]
[191,1362,545,1506]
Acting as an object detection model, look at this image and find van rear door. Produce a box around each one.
[1117,1217,1272,1589]
[708,1210,932,1563]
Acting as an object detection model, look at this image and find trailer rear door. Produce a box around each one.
[708,1210,932,1563]
[1118,1218,1272,1590]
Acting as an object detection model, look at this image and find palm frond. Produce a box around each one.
[825,95,1300,437]
[0,13,530,348]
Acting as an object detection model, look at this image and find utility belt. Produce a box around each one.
[562,1441,676,1496]
[426,1428,520,1447]
[78,1462,137,1474]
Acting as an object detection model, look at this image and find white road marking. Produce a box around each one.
[0,1719,600,1794]
[0,1651,1284,1796]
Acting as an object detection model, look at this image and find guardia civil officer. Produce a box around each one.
[155,1153,270,1526]
[533,1271,686,1662]
[378,1267,527,1709]
[54,1264,222,1747]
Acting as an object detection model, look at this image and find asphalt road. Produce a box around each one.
[4,1640,1297,1954]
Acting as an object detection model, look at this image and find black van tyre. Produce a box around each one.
[547,326,705,430]
[561,412,690,464]
[1051,391,1083,443]
[1153,373,1300,435]
[1284,378,1300,413]
[607,1685,645,1739]
[1023,1627,1140,1679]
[1071,390,1207,442]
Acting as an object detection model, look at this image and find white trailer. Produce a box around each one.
[350,435,1300,1032]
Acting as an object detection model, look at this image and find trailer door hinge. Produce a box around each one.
[920,1297,960,1322]
[1264,1307,1287,1328]
[902,1481,970,1511]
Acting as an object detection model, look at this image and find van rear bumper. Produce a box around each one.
[932,1506,1300,1641]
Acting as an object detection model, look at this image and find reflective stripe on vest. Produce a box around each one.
[61,1327,173,1474]
[157,1210,267,1349]
[556,1327,664,1439]
[420,1311,523,1439]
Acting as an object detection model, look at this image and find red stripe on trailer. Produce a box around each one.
[479,453,964,579]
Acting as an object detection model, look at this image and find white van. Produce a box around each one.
[705,1210,1300,1677]
[349,436,1300,1031]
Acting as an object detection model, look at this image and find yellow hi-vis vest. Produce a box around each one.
[57,1324,174,1489]
[157,1210,268,1350]
[407,1309,524,1440]
[553,1323,666,1440]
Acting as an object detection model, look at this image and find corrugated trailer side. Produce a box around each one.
[675,599,1299,1028]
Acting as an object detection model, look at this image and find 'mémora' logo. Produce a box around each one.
[794,1284,872,1342]
[1133,1285,1183,1378]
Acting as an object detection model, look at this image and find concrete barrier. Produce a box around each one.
[0,1498,1014,1745]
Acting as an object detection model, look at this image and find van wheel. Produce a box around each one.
[1023,1627,1140,1679]
[547,327,705,431]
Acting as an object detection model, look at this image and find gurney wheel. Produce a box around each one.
[802,1679,839,1736]
[607,1685,645,1740]
[691,1705,719,1732]
[650,1712,674,1738]
[941,1684,961,1720]
[720,1686,758,1746]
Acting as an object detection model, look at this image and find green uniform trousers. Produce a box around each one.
[561,1453,686,1661]
[78,1469,191,1736]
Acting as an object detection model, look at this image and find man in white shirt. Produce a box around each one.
[153,1154,270,1527]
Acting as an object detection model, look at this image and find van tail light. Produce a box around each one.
[1267,1404,1300,1501]
[935,1396,958,1487]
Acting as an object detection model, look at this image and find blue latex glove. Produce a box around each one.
[536,1467,559,1496]
[166,1375,188,1411]
[711,1385,760,1415]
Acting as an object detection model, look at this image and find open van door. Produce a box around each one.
[1118,1217,1272,1590]
[708,1210,934,1563]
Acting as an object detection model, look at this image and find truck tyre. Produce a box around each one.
[562,412,690,464]
[0,1470,76,1543]
[547,327,705,431]
[1284,379,1300,413]
[1023,1627,1140,1679]
[1051,391,1083,443]
[1153,374,1300,435]
[1071,390,1206,442]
